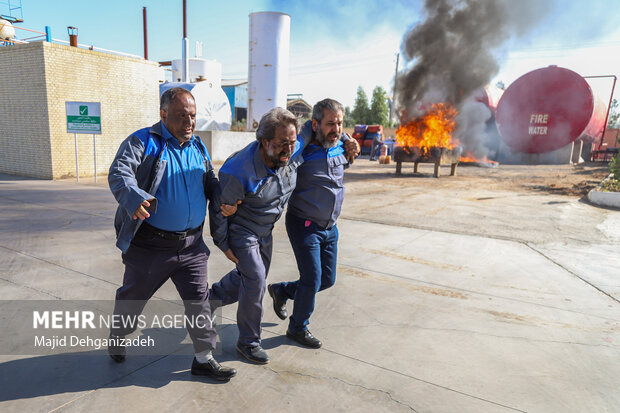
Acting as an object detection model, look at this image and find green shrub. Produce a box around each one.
[600,179,620,192]
[601,155,620,192]
[231,118,247,131]
[610,155,620,178]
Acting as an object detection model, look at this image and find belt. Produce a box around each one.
[140,222,202,241]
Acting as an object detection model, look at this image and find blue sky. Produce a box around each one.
[4,0,620,108]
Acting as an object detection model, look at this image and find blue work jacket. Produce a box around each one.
[108,121,218,253]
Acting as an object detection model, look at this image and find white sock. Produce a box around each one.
[195,350,213,364]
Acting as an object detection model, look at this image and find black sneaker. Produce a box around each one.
[108,334,126,363]
[191,357,237,381]
[267,284,288,320]
[236,343,269,364]
[286,329,322,349]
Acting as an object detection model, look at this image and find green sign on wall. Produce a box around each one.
[66,102,101,134]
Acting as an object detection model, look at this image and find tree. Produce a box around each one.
[608,99,619,129]
[369,86,389,126]
[351,86,370,125]
[343,106,355,128]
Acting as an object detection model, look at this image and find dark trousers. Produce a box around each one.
[111,225,217,353]
[209,225,273,347]
[275,213,338,333]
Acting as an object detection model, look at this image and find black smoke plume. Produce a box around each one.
[395,0,547,119]
[394,0,550,159]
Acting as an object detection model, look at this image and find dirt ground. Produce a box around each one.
[339,158,614,246]
[344,158,610,197]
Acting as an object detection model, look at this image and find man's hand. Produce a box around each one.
[132,199,153,220]
[220,200,242,217]
[344,136,360,164]
[223,249,239,264]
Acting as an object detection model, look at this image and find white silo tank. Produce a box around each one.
[0,19,15,40]
[247,12,290,131]
[171,58,223,85]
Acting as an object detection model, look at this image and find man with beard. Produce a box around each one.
[208,106,359,363]
[267,98,349,348]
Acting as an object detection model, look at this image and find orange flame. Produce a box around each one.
[396,103,459,155]
[460,152,499,165]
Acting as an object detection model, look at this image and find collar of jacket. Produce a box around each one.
[301,119,314,142]
[152,120,198,146]
[148,121,164,139]
[253,141,274,178]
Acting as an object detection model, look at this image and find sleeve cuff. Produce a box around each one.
[217,241,230,253]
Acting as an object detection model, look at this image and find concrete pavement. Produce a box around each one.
[0,165,618,413]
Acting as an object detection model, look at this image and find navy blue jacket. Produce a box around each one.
[288,140,348,229]
[209,131,307,252]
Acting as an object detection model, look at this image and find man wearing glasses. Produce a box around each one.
[208,106,359,364]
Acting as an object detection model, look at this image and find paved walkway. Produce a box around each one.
[0,172,618,412]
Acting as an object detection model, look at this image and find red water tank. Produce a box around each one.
[495,66,607,154]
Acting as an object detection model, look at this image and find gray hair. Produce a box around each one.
[160,87,194,111]
[256,107,299,142]
[312,98,344,123]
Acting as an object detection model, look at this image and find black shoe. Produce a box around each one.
[108,334,126,363]
[286,329,322,349]
[191,357,237,381]
[267,284,288,320]
[236,343,269,364]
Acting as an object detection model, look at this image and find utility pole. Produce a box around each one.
[390,52,400,124]
[182,0,189,82]
[142,7,148,60]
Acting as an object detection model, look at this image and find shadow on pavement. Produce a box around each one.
[0,329,243,402]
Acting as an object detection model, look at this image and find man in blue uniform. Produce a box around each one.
[267,98,349,348]
[208,107,359,364]
[107,87,236,381]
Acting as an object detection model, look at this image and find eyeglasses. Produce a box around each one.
[269,139,296,151]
